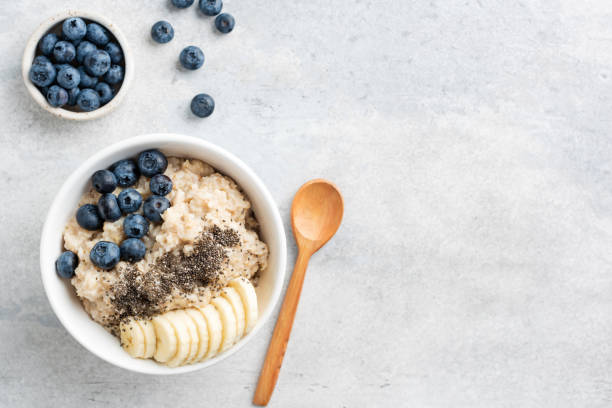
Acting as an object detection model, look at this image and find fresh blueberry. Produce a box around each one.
[111,159,139,187]
[92,169,117,193]
[62,17,87,41]
[198,0,222,16]
[54,63,71,73]
[190,93,214,117]
[67,87,80,106]
[56,66,81,89]
[52,41,76,63]
[76,40,97,64]
[84,49,111,76]
[76,88,100,111]
[46,85,69,107]
[119,238,146,262]
[56,251,79,278]
[143,195,170,223]
[179,46,204,70]
[29,59,55,87]
[95,82,113,104]
[76,204,103,230]
[151,21,174,44]
[103,65,123,85]
[104,42,123,63]
[215,13,235,34]
[90,241,121,270]
[98,193,121,222]
[117,188,143,213]
[34,55,52,66]
[77,66,98,88]
[150,174,173,196]
[123,214,149,238]
[138,149,168,177]
[39,33,58,56]
[86,23,110,46]
[172,0,194,8]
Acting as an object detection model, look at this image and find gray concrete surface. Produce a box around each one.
[2,0,612,406]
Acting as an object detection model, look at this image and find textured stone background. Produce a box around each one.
[2,0,612,406]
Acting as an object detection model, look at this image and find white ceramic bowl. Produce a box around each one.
[40,134,287,374]
[22,10,134,120]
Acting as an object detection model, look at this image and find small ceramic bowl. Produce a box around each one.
[22,10,134,120]
[40,134,287,374]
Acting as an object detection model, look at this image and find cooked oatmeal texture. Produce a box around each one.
[62,157,268,335]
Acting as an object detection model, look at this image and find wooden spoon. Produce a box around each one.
[253,179,344,406]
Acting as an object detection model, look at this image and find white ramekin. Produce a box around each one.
[22,10,134,120]
[40,134,287,374]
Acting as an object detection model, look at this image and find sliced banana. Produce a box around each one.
[185,308,209,362]
[138,319,156,359]
[221,286,246,340]
[165,310,192,367]
[176,309,199,365]
[211,296,237,353]
[198,304,223,360]
[228,278,258,335]
[120,317,146,358]
[152,314,177,363]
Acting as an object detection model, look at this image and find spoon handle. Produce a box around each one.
[253,250,311,406]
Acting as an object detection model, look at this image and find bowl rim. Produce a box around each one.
[22,10,134,121]
[40,134,287,374]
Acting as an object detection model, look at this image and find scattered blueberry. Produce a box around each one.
[56,66,81,89]
[138,150,168,177]
[198,0,222,16]
[77,66,98,88]
[95,82,113,104]
[104,42,123,63]
[46,85,69,107]
[98,193,122,222]
[111,159,139,187]
[39,33,58,56]
[52,40,76,63]
[215,13,235,34]
[86,23,110,46]
[56,251,79,278]
[76,40,97,64]
[62,17,87,41]
[117,188,143,214]
[76,203,103,230]
[90,241,121,270]
[103,65,123,85]
[151,21,174,44]
[92,169,117,193]
[143,195,171,223]
[76,88,101,111]
[172,0,194,8]
[123,214,149,238]
[150,174,173,196]
[29,59,55,87]
[84,49,111,76]
[179,45,204,70]
[119,238,146,262]
[190,93,215,117]
[67,87,80,106]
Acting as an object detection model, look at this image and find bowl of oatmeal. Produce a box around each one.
[40,134,287,374]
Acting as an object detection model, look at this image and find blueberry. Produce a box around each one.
[150,174,173,196]
[215,13,235,34]
[56,66,81,89]
[29,59,55,87]
[76,88,100,111]
[117,188,143,214]
[111,159,139,187]
[56,251,79,279]
[92,169,117,193]
[77,66,98,88]
[46,85,69,107]
[172,0,194,8]
[97,193,121,222]
[86,23,110,46]
[138,149,168,177]
[52,41,76,63]
[76,40,97,64]
[123,214,149,238]
[119,238,146,263]
[90,241,120,270]
[39,33,58,56]
[103,65,123,85]
[179,46,204,70]
[104,42,123,63]
[67,87,80,106]
[34,55,52,66]
[54,63,71,73]
[76,204,103,230]
[94,82,113,104]
[84,49,111,76]
[62,17,87,41]
[190,93,215,117]
[198,0,222,16]
[143,195,170,223]
[151,21,174,44]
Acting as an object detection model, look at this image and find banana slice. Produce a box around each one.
[120,317,146,358]
[185,308,209,362]
[165,310,192,367]
[211,296,237,353]
[228,278,258,335]
[138,319,156,359]
[176,310,199,365]
[221,287,246,340]
[198,304,222,360]
[152,315,177,363]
